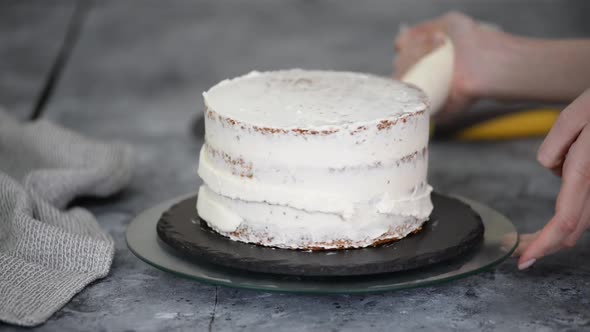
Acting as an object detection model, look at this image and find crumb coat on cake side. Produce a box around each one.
[196,69,433,249]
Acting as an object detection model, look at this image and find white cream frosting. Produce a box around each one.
[197,69,433,249]
[204,69,427,128]
[198,185,429,249]
[198,144,432,219]
[197,186,243,232]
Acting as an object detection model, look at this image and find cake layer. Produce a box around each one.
[197,185,428,249]
[198,143,432,219]
[204,106,429,168]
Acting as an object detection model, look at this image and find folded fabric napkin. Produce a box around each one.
[0,110,134,326]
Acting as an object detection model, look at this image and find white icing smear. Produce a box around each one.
[376,185,433,219]
[198,144,430,218]
[197,186,243,232]
[197,185,428,249]
[204,69,428,128]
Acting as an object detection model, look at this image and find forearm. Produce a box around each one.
[477,31,590,103]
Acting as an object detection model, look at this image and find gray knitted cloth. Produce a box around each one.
[0,110,134,327]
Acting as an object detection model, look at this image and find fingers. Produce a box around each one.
[563,213,590,248]
[518,217,569,269]
[393,12,465,78]
[537,90,590,169]
[395,12,456,49]
[518,202,590,269]
[555,125,590,231]
[550,160,564,177]
[395,20,442,51]
[500,232,518,253]
[519,125,590,269]
[394,11,474,57]
[393,31,446,79]
[563,193,590,247]
[512,231,540,257]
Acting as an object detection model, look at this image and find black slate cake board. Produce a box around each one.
[156,193,485,277]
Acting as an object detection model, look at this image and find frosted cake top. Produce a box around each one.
[203,69,428,128]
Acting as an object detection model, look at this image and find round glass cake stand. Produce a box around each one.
[126,194,518,294]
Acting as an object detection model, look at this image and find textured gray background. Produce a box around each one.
[2,0,590,331]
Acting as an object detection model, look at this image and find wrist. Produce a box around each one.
[468,29,522,101]
[470,32,590,103]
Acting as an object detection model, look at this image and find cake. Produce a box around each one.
[196,69,433,250]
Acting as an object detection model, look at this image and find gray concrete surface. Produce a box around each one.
[2,0,590,331]
[0,1,76,120]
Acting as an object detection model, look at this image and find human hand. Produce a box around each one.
[516,89,590,269]
[393,12,503,122]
